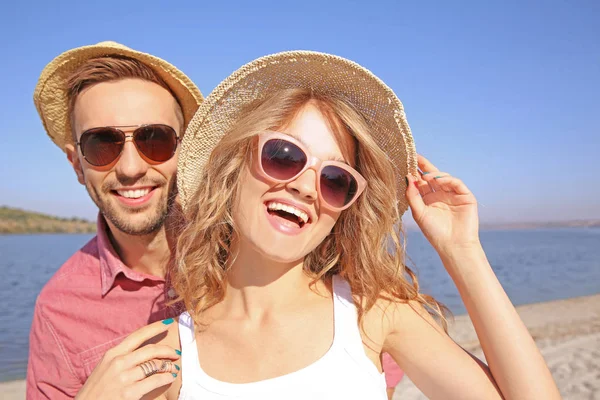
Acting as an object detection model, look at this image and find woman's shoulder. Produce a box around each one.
[360,293,445,341]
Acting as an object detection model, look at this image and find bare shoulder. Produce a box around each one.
[361,295,446,346]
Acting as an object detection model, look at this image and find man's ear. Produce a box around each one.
[65,143,85,185]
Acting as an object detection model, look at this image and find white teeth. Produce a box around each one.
[117,188,151,199]
[266,202,309,224]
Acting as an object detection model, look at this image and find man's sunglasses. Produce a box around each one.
[257,131,367,211]
[76,124,179,167]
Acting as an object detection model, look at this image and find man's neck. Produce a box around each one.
[105,221,170,278]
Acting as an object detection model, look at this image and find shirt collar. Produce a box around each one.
[97,215,165,296]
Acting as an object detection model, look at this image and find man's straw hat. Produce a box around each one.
[34,41,204,152]
[178,51,417,215]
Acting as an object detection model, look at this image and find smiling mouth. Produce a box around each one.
[266,201,310,228]
[113,187,155,199]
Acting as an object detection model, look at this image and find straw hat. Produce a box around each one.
[34,41,204,152]
[178,51,417,215]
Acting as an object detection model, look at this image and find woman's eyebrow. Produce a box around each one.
[285,132,349,164]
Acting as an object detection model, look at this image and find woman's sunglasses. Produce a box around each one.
[257,131,367,211]
[76,124,179,167]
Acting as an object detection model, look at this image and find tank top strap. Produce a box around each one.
[332,276,383,381]
[331,275,364,352]
[178,312,200,381]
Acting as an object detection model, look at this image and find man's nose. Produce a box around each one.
[114,138,149,182]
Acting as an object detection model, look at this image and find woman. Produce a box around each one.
[150,52,559,399]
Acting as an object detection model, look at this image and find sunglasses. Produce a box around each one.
[257,131,367,211]
[76,124,179,167]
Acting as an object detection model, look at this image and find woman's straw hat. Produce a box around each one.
[34,41,204,152]
[178,51,417,215]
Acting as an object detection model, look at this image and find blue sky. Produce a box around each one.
[1,0,598,223]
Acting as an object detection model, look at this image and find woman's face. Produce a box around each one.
[232,103,356,264]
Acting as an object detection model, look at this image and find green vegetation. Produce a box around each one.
[0,206,96,234]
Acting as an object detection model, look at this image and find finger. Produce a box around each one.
[417,154,440,174]
[422,172,452,192]
[405,175,425,217]
[123,370,177,400]
[126,359,180,383]
[417,180,433,197]
[126,344,181,369]
[413,173,434,196]
[112,318,175,355]
[427,175,471,195]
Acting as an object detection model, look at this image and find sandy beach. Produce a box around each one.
[394,294,600,400]
[2,294,598,400]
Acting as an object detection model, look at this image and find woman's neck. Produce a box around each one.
[216,241,324,321]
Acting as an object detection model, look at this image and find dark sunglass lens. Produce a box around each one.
[320,166,358,208]
[134,125,178,163]
[261,139,307,180]
[80,128,124,166]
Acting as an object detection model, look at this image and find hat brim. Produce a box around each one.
[34,41,203,152]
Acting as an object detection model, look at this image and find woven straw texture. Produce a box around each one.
[34,41,204,152]
[178,51,417,215]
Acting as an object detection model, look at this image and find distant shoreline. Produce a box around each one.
[2,205,598,234]
[405,220,600,232]
[0,206,96,235]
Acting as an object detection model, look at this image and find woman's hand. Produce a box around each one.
[75,319,179,400]
[405,155,480,254]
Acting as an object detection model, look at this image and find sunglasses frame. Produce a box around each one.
[76,124,180,167]
[257,131,367,211]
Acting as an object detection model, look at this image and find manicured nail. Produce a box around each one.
[175,349,182,356]
[162,318,174,325]
[422,172,430,175]
[434,175,443,179]
[172,373,178,378]
[405,177,409,186]
[174,364,180,371]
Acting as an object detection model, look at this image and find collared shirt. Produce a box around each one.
[26,216,180,399]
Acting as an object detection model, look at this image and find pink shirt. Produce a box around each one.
[26,216,179,399]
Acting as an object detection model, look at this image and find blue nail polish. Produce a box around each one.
[175,364,180,371]
[172,373,178,378]
[434,175,443,179]
[175,349,182,356]
[422,172,430,175]
[162,318,174,325]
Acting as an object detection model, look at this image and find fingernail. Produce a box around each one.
[405,176,409,186]
[422,172,430,175]
[175,349,182,356]
[162,318,174,325]
[172,373,178,378]
[434,175,443,179]
[175,364,180,371]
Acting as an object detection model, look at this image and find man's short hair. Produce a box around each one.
[66,55,184,140]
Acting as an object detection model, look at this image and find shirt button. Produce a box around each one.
[167,288,176,299]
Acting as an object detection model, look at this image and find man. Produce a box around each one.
[27,41,203,399]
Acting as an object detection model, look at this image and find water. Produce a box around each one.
[0,234,94,382]
[1,229,599,383]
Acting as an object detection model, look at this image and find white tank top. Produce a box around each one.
[177,275,387,399]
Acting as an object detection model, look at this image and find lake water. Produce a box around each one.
[1,229,599,382]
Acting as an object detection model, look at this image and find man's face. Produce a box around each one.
[65,78,182,236]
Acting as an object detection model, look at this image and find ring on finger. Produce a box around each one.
[140,360,159,378]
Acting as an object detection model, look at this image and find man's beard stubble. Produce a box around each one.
[85,177,177,236]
